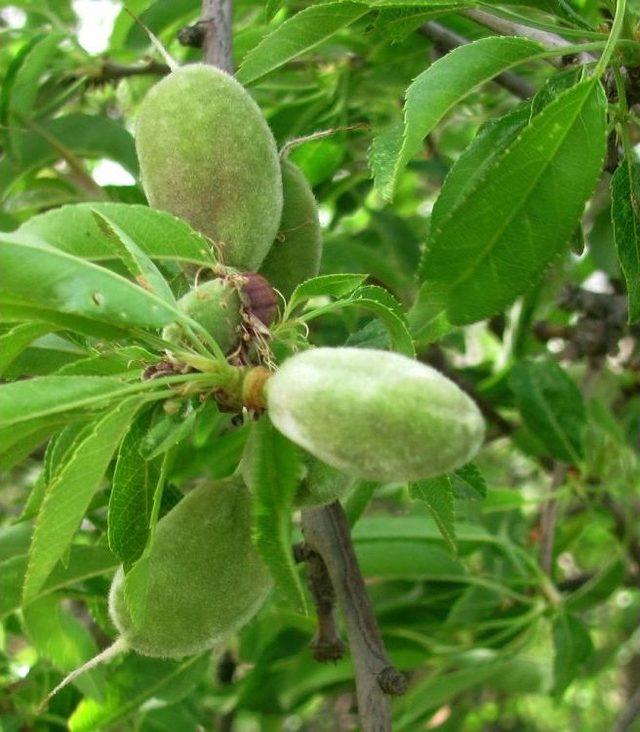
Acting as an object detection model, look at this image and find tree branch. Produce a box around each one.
[420,22,535,99]
[615,686,640,732]
[89,59,170,83]
[464,8,593,66]
[301,501,406,732]
[295,542,346,662]
[200,0,233,73]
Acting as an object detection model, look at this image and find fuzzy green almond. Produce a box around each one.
[136,64,282,271]
[109,479,272,658]
[265,347,485,482]
[260,160,322,299]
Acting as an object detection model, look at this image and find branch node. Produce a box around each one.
[377,666,408,696]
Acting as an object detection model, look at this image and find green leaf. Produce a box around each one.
[416,79,606,324]
[0,375,140,428]
[90,210,177,305]
[23,594,105,699]
[370,37,544,199]
[0,321,53,376]
[350,285,415,356]
[410,476,456,553]
[1,34,61,151]
[0,544,118,620]
[68,654,209,732]
[19,202,216,268]
[452,462,487,500]
[139,404,197,460]
[430,103,531,230]
[0,114,138,193]
[611,158,640,323]
[0,424,53,473]
[0,302,129,341]
[509,358,586,464]
[23,396,145,600]
[288,273,368,312]
[552,612,593,696]
[247,418,306,612]
[108,410,161,568]
[237,2,369,85]
[0,235,181,329]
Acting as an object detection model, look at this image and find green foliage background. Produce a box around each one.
[1,1,640,730]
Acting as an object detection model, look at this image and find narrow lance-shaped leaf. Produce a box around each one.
[370,36,544,199]
[237,2,370,85]
[410,476,456,553]
[509,358,586,464]
[90,210,177,305]
[288,273,368,313]
[18,202,216,267]
[0,321,53,376]
[0,236,181,329]
[416,79,606,325]
[108,409,161,569]
[0,375,141,428]
[611,158,640,323]
[23,396,146,600]
[246,418,307,612]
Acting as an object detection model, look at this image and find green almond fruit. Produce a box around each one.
[136,64,283,271]
[266,347,485,482]
[162,278,244,354]
[108,479,272,658]
[259,160,322,299]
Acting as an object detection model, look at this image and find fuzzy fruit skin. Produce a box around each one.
[136,64,282,271]
[108,480,272,659]
[266,348,485,482]
[295,457,354,506]
[259,160,322,299]
[163,279,243,353]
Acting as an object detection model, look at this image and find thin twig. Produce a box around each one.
[464,8,594,66]
[420,22,535,99]
[615,686,640,732]
[295,543,346,662]
[91,59,170,83]
[539,463,567,575]
[301,502,407,732]
[200,0,233,73]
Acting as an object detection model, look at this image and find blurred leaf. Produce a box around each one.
[0,544,118,620]
[510,358,586,464]
[611,158,640,323]
[68,654,209,732]
[23,593,105,699]
[552,611,593,696]
[0,114,137,193]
